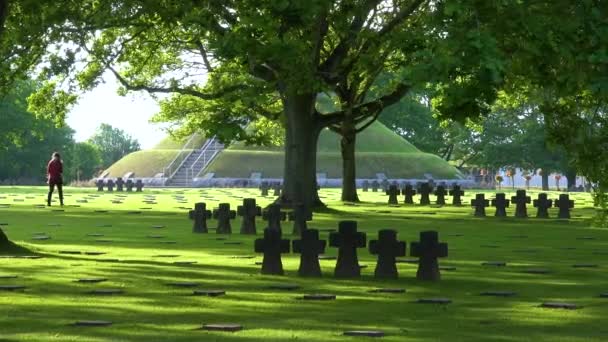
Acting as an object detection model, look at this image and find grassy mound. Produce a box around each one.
[0,186,604,341]
[206,121,460,178]
[104,150,190,178]
[154,133,207,150]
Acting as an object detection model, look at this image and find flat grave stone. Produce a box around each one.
[147,235,165,239]
[439,266,457,271]
[541,302,580,310]
[343,330,385,338]
[154,254,180,258]
[599,293,608,298]
[94,210,109,213]
[76,278,108,283]
[0,275,18,279]
[158,241,177,244]
[73,320,113,327]
[522,268,551,274]
[166,282,199,288]
[576,236,596,240]
[87,289,124,295]
[572,264,599,268]
[48,223,62,227]
[151,225,165,229]
[0,285,26,291]
[299,294,336,300]
[318,255,336,260]
[174,261,197,265]
[267,283,300,290]
[224,241,243,245]
[193,289,226,297]
[97,258,120,263]
[52,209,65,212]
[84,252,106,256]
[95,239,114,243]
[59,251,82,255]
[32,235,51,240]
[127,211,142,215]
[369,288,406,294]
[201,323,242,332]
[95,224,112,227]
[416,298,451,304]
[230,255,254,259]
[0,223,7,226]
[17,255,43,259]
[480,291,517,297]
[396,258,418,264]
[482,261,507,267]
[254,261,263,265]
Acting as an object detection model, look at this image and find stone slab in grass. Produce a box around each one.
[94,210,109,214]
[0,222,7,226]
[97,258,120,263]
[32,235,51,240]
[224,242,243,245]
[299,294,336,300]
[17,255,43,259]
[84,251,106,256]
[201,324,242,332]
[59,250,82,255]
[416,298,451,304]
[343,330,385,338]
[522,268,551,274]
[439,266,457,271]
[95,224,112,227]
[151,225,165,229]
[73,320,112,327]
[572,264,599,268]
[147,235,165,239]
[159,241,177,244]
[166,282,199,287]
[599,293,608,298]
[576,236,596,240]
[127,211,142,215]
[154,254,180,258]
[87,289,124,295]
[318,255,337,260]
[193,289,226,297]
[76,278,108,283]
[174,261,197,265]
[482,261,507,267]
[230,255,254,259]
[267,283,300,290]
[0,285,26,291]
[481,291,517,297]
[95,239,114,243]
[369,288,406,294]
[0,275,18,279]
[48,223,62,227]
[541,302,580,310]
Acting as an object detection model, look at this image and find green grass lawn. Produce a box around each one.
[0,186,606,341]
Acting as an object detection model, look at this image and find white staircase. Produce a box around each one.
[165,137,224,187]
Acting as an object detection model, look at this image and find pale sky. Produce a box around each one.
[66,73,169,149]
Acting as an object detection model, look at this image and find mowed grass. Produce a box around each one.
[0,186,606,342]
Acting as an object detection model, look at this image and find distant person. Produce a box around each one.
[47,152,64,206]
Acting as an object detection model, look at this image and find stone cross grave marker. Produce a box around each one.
[533,193,553,218]
[254,228,290,275]
[491,193,510,217]
[555,194,574,219]
[288,203,312,236]
[361,180,369,192]
[125,179,134,192]
[96,179,104,192]
[273,183,282,197]
[259,181,270,196]
[371,180,379,192]
[190,202,212,233]
[471,194,489,217]
[237,198,261,235]
[403,184,416,204]
[511,190,531,218]
[381,179,390,192]
[263,203,286,233]
[293,229,326,277]
[418,183,432,205]
[369,229,406,279]
[329,221,366,278]
[386,184,400,205]
[213,203,236,234]
[449,184,464,205]
[434,185,447,205]
[135,179,144,192]
[410,230,448,281]
[115,177,124,192]
[106,179,115,192]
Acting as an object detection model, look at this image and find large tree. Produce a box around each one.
[87,123,140,168]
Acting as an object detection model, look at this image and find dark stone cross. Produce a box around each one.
[491,193,510,217]
[533,193,553,218]
[410,231,448,281]
[381,179,390,192]
[213,203,236,234]
[471,194,489,217]
[273,183,282,197]
[106,179,115,192]
[190,202,212,233]
[288,203,312,236]
[371,180,379,192]
[403,184,416,204]
[254,228,290,275]
[369,229,406,279]
[511,190,531,218]
[259,182,270,196]
[554,194,574,219]
[418,183,432,205]
[293,229,326,277]
[237,198,261,235]
[386,185,400,205]
[135,179,144,192]
[449,184,464,205]
[263,203,286,233]
[362,180,369,192]
[115,177,124,192]
[125,179,134,192]
[96,180,104,192]
[329,221,366,278]
[434,185,447,205]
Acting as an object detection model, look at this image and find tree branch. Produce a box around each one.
[352,82,411,121]
[355,111,381,133]
[195,40,214,72]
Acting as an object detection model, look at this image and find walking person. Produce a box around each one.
[47,152,64,206]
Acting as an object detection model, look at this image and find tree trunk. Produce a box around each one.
[566,168,576,190]
[0,0,8,38]
[278,92,323,209]
[541,173,549,191]
[340,119,359,202]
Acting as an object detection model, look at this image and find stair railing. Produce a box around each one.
[163,134,198,181]
[189,136,224,180]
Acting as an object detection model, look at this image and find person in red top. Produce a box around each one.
[47,152,64,206]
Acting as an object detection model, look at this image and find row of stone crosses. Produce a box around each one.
[255,222,446,280]
[471,190,574,219]
[384,183,465,205]
[95,178,144,192]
